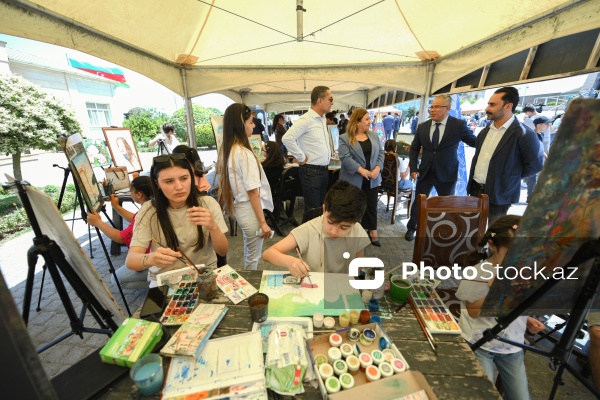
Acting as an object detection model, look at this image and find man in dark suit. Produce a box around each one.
[252,111,268,142]
[410,112,419,134]
[468,86,543,223]
[405,95,477,241]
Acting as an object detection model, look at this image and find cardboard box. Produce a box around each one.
[99,318,163,367]
[305,323,436,400]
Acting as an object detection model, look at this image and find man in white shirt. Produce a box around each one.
[468,87,544,222]
[283,86,334,218]
[149,123,181,154]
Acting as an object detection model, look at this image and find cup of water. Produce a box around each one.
[130,353,164,396]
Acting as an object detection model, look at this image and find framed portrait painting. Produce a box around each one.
[102,127,143,173]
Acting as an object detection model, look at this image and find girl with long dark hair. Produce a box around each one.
[126,154,228,287]
[218,103,273,270]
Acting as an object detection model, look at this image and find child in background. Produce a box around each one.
[456,215,545,400]
[87,176,152,289]
[263,180,370,277]
[384,139,414,190]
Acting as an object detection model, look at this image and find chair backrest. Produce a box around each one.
[413,194,489,268]
[280,166,302,201]
[302,207,323,224]
[380,153,398,191]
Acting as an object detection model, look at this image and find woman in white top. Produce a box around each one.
[456,215,545,400]
[218,103,274,270]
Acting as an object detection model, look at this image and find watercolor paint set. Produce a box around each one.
[409,284,461,334]
[160,279,201,326]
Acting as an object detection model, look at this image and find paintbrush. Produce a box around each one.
[176,246,202,274]
[394,301,408,314]
[295,247,314,287]
[408,296,438,354]
[151,237,201,273]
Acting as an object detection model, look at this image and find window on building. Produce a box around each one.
[86,102,111,127]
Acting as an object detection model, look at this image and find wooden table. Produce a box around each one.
[87,270,500,399]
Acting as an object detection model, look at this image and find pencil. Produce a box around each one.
[408,296,437,353]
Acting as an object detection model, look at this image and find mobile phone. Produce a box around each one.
[140,285,168,319]
[256,229,275,239]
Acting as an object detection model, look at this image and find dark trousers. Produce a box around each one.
[299,164,329,217]
[361,179,379,231]
[469,184,510,224]
[407,172,456,230]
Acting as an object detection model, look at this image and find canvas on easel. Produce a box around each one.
[102,127,143,173]
[64,134,103,212]
[210,115,224,155]
[481,99,600,317]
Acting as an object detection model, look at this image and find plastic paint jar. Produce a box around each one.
[391,358,406,374]
[371,349,384,365]
[359,310,371,325]
[348,328,360,342]
[346,355,360,375]
[329,333,343,347]
[327,347,342,364]
[349,310,360,325]
[339,312,350,328]
[370,315,382,325]
[314,354,328,366]
[365,365,381,382]
[333,359,348,376]
[325,376,341,393]
[340,343,354,358]
[339,373,355,390]
[360,328,376,346]
[382,349,395,363]
[368,298,380,312]
[319,363,334,380]
[359,352,373,372]
[362,289,373,304]
[323,316,335,329]
[313,313,324,328]
[379,361,394,378]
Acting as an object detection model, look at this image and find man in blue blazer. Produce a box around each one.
[405,95,477,241]
[468,86,543,223]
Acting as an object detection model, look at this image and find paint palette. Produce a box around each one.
[160,280,201,326]
[410,284,461,334]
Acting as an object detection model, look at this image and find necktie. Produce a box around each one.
[432,122,441,149]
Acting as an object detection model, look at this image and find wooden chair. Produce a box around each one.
[412,194,488,269]
[377,153,414,224]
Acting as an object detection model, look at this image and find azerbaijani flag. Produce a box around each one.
[68,57,129,87]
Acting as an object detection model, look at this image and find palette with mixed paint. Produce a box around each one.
[409,284,461,334]
[160,280,201,326]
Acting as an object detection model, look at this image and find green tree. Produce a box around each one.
[171,105,221,143]
[123,107,170,145]
[405,106,417,119]
[0,74,82,180]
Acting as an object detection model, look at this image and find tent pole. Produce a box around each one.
[418,61,435,123]
[180,68,196,149]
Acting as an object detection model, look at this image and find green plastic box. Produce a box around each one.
[99,318,163,367]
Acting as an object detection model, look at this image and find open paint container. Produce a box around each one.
[389,276,412,303]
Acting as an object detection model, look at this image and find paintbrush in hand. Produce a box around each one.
[295,247,314,287]
[151,237,201,273]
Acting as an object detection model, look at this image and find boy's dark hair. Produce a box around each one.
[323,180,366,224]
[494,86,519,113]
[384,139,397,152]
[162,123,175,134]
[522,105,535,113]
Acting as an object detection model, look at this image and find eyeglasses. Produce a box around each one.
[321,97,334,102]
[152,153,186,166]
[429,105,448,110]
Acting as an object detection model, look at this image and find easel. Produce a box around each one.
[472,238,600,399]
[157,139,169,155]
[4,180,120,354]
[35,164,132,316]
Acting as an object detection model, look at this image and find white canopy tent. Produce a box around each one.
[1,0,599,146]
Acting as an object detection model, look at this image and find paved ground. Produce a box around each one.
[0,145,595,398]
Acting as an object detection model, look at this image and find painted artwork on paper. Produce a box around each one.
[481,99,600,317]
[259,271,364,317]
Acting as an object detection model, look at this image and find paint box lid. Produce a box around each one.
[329,333,343,347]
[378,361,394,377]
[365,365,381,382]
[359,352,373,368]
[339,372,355,390]
[371,349,384,365]
[333,359,348,375]
[328,347,342,364]
[346,355,360,371]
[319,362,334,379]
[314,353,328,366]
[353,343,362,357]
[348,328,360,342]
[391,358,407,374]
[325,376,341,393]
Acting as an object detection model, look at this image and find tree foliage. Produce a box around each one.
[0,73,82,179]
[122,107,170,145]
[171,105,221,142]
